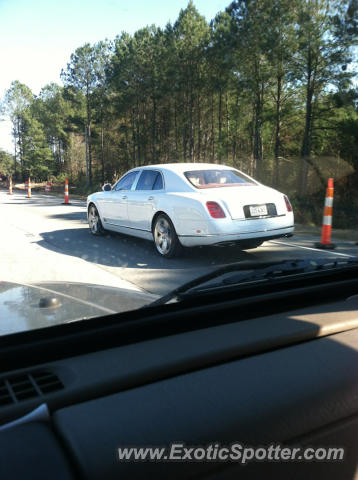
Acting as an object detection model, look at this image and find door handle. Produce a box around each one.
[122,195,127,200]
[148,196,154,201]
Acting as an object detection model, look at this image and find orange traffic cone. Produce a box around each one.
[8,177,13,195]
[63,178,71,205]
[26,177,32,198]
[45,181,51,193]
[315,178,336,249]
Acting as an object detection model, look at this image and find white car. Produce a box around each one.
[87,163,294,258]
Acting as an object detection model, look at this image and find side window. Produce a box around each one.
[152,173,163,190]
[136,170,163,190]
[114,171,138,191]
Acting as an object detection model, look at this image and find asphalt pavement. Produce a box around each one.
[1,189,358,296]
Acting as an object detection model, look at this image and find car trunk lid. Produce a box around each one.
[200,185,283,220]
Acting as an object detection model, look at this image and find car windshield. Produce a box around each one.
[0,0,357,335]
[184,169,256,188]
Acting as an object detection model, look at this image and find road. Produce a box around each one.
[1,189,357,296]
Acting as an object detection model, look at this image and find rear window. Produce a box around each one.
[184,169,256,189]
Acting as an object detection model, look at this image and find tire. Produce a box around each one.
[239,240,264,250]
[153,213,182,258]
[88,204,105,236]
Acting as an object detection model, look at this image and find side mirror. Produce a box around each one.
[102,183,112,191]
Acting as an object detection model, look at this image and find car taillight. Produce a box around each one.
[284,195,293,212]
[206,201,226,218]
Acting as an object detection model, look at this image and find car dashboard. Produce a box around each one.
[1,267,358,479]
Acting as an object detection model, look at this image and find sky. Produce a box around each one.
[0,0,229,153]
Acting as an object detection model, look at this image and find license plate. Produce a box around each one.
[249,205,268,217]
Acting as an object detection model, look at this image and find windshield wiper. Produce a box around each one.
[149,257,358,307]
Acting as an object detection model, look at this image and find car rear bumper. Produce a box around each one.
[178,225,295,247]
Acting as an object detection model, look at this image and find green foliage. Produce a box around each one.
[61,40,113,185]
[21,111,53,180]
[0,150,14,176]
[2,0,357,228]
[4,80,53,181]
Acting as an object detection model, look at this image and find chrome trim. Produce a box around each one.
[104,222,150,232]
[237,214,286,221]
[178,225,294,238]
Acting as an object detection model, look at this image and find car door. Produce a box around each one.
[127,170,164,231]
[99,171,140,227]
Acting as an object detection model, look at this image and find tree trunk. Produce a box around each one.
[131,109,136,167]
[189,89,194,162]
[124,123,130,172]
[253,94,263,179]
[86,93,92,186]
[203,131,208,162]
[14,131,17,180]
[101,123,105,185]
[136,101,141,166]
[273,75,282,188]
[84,125,89,186]
[299,46,315,196]
[197,95,201,163]
[174,98,178,157]
[211,94,215,162]
[18,118,24,182]
[226,92,229,162]
[58,139,62,173]
[152,96,156,163]
[300,81,313,196]
[232,136,237,168]
[183,102,187,162]
[218,89,222,162]
[137,115,141,166]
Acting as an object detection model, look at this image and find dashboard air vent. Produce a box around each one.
[0,371,63,406]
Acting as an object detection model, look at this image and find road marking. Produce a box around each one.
[13,281,118,314]
[270,240,356,258]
